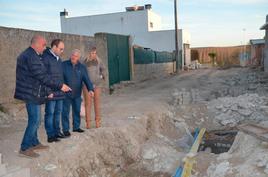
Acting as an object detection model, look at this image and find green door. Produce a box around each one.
[107,34,130,86]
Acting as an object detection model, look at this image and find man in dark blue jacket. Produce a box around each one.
[14,35,71,158]
[62,49,94,136]
[42,39,66,143]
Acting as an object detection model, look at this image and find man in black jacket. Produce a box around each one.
[14,35,71,158]
[62,49,94,136]
[42,39,66,143]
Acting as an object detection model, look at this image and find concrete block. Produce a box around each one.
[3,168,30,177]
[0,164,7,176]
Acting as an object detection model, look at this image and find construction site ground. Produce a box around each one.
[1,67,268,177]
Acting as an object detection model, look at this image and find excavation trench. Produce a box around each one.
[40,110,188,177]
[61,116,240,177]
[35,104,241,177]
[198,129,238,154]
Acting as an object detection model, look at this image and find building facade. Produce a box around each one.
[260,15,268,71]
[249,39,265,66]
[60,5,191,67]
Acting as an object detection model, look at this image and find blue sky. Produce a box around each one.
[0,0,267,47]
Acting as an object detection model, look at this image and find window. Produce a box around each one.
[150,22,153,28]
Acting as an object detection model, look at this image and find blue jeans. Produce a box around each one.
[62,97,82,132]
[44,100,63,138]
[21,102,41,151]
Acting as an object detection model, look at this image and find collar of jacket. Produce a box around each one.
[44,48,60,61]
[49,49,59,61]
[29,47,41,56]
[67,59,81,67]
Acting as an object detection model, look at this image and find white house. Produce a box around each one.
[60,5,191,66]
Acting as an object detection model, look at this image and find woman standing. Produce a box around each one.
[83,47,106,128]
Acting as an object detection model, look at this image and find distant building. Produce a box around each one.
[60,5,191,67]
[249,39,265,66]
[260,15,268,71]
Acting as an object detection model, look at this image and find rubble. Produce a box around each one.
[187,60,202,70]
[0,111,10,126]
[141,142,183,173]
[171,88,202,106]
[207,93,268,126]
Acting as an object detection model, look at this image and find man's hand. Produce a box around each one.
[61,84,72,92]
[89,91,94,97]
[48,93,54,99]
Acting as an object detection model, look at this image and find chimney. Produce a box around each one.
[60,8,68,17]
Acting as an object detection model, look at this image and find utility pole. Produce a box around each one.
[174,0,179,73]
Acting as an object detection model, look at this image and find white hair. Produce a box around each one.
[71,49,81,56]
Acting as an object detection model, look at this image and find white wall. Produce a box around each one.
[147,10,162,31]
[61,10,161,36]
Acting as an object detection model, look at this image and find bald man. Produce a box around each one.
[14,35,71,158]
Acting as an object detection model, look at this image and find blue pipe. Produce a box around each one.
[193,128,200,140]
[173,167,182,177]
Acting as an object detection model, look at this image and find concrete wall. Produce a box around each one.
[263,15,268,72]
[95,33,110,89]
[0,26,99,104]
[264,29,268,71]
[133,62,175,82]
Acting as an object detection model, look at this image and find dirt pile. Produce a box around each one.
[203,131,268,177]
[207,93,268,126]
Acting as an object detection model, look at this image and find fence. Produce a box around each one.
[133,47,175,81]
[191,45,251,66]
[134,47,175,64]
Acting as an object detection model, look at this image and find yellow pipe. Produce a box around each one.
[181,128,206,177]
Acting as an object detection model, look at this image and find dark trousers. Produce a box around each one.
[62,97,82,132]
[21,102,41,151]
[44,100,63,138]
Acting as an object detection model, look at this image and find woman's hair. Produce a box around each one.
[86,46,99,62]
[89,46,97,52]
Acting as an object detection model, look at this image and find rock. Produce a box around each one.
[142,148,158,160]
[237,109,253,116]
[44,164,57,171]
[220,119,239,126]
[207,161,232,177]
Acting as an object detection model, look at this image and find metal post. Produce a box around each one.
[174,0,179,73]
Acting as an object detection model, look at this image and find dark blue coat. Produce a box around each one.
[14,47,63,104]
[62,60,94,99]
[42,48,65,100]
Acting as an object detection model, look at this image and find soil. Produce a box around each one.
[1,67,268,177]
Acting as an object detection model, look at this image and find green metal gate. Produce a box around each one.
[107,34,130,86]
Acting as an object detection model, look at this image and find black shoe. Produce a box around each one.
[63,131,71,137]
[56,132,66,139]
[73,128,85,133]
[47,137,61,143]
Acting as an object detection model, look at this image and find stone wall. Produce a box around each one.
[133,62,175,81]
[0,26,97,104]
